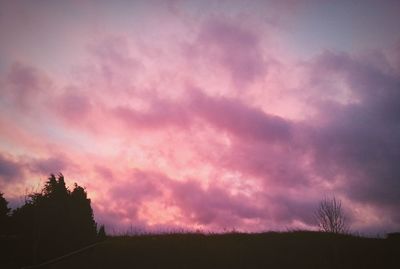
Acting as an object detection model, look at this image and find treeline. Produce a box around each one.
[0,173,106,266]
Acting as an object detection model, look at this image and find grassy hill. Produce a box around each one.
[2,231,398,268]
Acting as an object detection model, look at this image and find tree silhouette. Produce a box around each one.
[0,192,11,233]
[315,196,348,234]
[98,224,107,241]
[10,173,98,264]
[69,183,98,247]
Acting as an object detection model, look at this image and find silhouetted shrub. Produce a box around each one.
[387,232,400,241]
[315,196,348,234]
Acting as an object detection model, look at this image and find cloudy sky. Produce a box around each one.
[1,0,400,234]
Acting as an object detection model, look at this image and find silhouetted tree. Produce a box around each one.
[0,192,11,233]
[98,225,107,241]
[10,173,98,264]
[7,195,38,265]
[315,196,348,234]
[69,183,97,247]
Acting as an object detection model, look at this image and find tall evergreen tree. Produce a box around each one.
[70,183,97,247]
[0,192,11,233]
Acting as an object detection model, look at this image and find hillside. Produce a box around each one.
[9,231,397,269]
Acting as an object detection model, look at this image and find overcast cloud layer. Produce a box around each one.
[1,0,400,234]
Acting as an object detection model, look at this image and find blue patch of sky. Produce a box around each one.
[283,0,400,58]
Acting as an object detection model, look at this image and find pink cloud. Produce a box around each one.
[195,18,267,89]
[55,89,92,123]
[1,1,400,235]
[1,62,52,109]
[168,178,265,228]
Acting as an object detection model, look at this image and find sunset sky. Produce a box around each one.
[1,0,400,234]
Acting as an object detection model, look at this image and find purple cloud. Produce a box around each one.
[306,50,400,204]
[196,18,267,88]
[0,153,24,182]
[2,62,51,109]
[28,155,68,175]
[55,89,93,124]
[188,88,292,142]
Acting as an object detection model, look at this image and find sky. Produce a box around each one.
[1,0,400,235]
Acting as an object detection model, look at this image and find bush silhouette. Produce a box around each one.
[315,196,348,234]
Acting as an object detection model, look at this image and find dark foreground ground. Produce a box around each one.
[2,231,399,269]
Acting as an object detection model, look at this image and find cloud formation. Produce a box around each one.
[0,154,24,183]
[1,0,399,234]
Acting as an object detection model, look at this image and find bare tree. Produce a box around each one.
[315,196,348,234]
